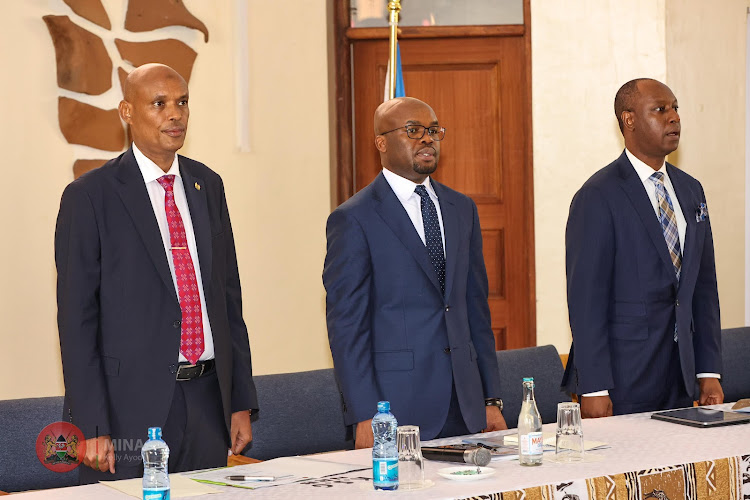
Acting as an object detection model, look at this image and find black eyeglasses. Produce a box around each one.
[379,124,446,141]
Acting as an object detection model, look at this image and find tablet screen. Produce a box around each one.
[651,407,750,427]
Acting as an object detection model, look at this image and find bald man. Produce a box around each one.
[55,64,257,482]
[324,97,507,447]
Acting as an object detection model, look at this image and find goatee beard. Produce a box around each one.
[413,162,438,175]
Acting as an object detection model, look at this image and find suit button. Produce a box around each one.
[445,305,450,312]
[173,320,181,328]
[676,300,680,307]
[444,347,451,354]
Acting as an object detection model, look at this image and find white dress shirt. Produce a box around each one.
[626,149,687,250]
[133,143,215,362]
[584,149,717,398]
[381,167,446,255]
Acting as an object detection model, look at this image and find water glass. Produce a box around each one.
[396,425,424,490]
[555,402,584,462]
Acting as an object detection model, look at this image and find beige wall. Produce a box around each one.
[1,0,747,400]
[665,0,748,329]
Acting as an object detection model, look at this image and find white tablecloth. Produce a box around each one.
[13,404,750,499]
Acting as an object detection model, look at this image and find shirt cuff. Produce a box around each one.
[696,373,720,379]
[582,390,609,397]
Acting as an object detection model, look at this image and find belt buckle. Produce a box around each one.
[176,362,204,381]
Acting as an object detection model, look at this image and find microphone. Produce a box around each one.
[420,446,492,467]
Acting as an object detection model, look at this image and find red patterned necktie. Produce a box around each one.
[157,175,204,364]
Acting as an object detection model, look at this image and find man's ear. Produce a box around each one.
[622,110,635,131]
[118,101,132,124]
[375,135,387,153]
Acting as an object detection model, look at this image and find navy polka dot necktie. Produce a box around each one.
[415,185,446,295]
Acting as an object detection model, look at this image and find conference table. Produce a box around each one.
[12,404,750,499]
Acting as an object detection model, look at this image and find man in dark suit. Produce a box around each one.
[563,78,724,417]
[323,97,507,446]
[55,64,258,482]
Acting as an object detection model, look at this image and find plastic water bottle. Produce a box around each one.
[142,427,170,500]
[372,401,398,490]
[518,377,543,466]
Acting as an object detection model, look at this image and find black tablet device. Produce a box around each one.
[651,407,750,428]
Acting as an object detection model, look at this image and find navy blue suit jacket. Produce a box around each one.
[55,148,258,461]
[562,151,721,407]
[323,173,501,439]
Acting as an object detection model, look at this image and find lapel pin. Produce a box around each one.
[195,182,201,191]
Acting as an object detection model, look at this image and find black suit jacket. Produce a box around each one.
[55,147,257,459]
[563,151,721,407]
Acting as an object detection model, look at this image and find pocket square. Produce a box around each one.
[695,203,708,222]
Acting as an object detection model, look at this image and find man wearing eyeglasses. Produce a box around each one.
[323,97,507,447]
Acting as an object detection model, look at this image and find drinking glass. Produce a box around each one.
[555,402,584,462]
[396,425,424,489]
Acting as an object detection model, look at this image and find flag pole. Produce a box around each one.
[387,0,402,100]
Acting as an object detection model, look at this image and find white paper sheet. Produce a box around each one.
[187,456,368,489]
[100,474,219,499]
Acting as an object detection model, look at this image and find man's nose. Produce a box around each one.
[166,103,183,120]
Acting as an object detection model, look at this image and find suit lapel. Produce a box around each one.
[180,160,212,290]
[432,181,458,299]
[113,148,177,299]
[372,173,443,296]
[667,164,697,286]
[616,152,678,285]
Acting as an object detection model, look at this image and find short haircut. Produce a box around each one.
[614,78,653,133]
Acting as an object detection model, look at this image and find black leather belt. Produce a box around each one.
[175,359,215,381]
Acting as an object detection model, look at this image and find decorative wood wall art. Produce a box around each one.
[44,1,209,178]
[73,159,109,178]
[115,39,198,83]
[125,0,209,42]
[42,15,112,95]
[58,97,126,151]
[62,0,111,29]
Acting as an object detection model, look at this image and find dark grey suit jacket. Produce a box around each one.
[55,147,258,462]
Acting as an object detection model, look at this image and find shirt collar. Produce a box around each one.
[625,148,667,182]
[132,142,181,184]
[381,167,437,204]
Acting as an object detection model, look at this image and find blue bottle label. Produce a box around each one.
[373,458,398,487]
[143,488,170,500]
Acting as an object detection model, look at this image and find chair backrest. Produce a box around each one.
[496,345,571,428]
[243,368,353,460]
[721,327,750,402]
[0,396,79,492]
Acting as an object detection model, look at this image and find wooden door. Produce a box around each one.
[333,5,535,350]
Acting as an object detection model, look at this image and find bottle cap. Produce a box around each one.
[522,377,534,382]
[377,401,390,412]
[147,427,162,440]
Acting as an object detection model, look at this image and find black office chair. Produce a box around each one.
[720,327,750,402]
[496,345,571,428]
